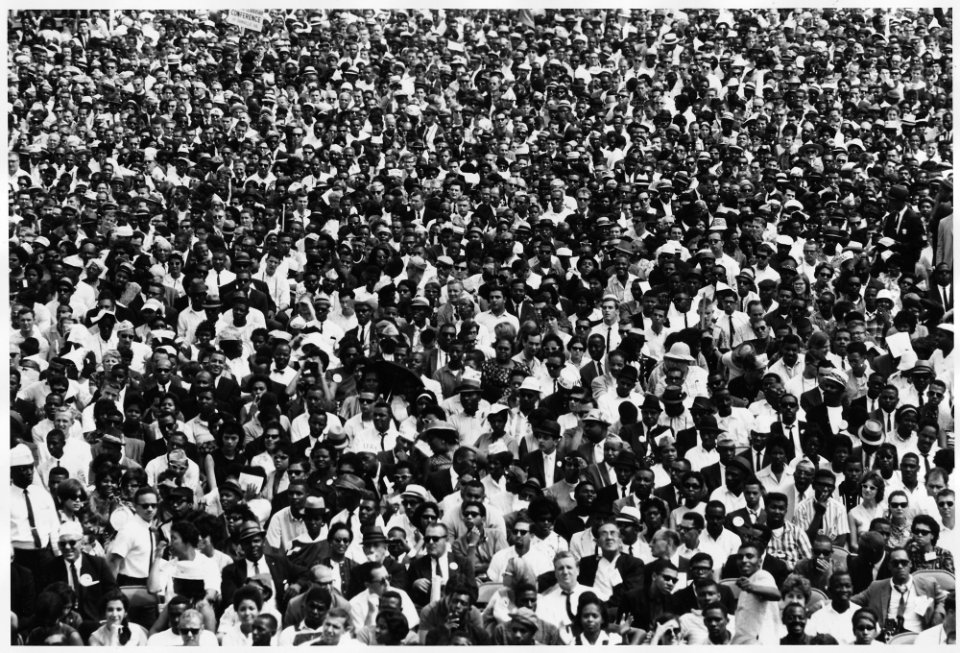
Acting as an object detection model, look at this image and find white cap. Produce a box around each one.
[10,444,33,467]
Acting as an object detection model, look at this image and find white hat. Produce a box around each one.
[10,444,34,467]
[518,377,542,393]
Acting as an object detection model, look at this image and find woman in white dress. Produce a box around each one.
[88,590,149,646]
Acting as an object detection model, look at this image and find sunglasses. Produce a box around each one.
[889,502,908,508]
[181,628,201,635]
[138,503,158,509]
[422,536,444,543]
[912,529,932,536]
[938,501,955,507]
[890,559,910,567]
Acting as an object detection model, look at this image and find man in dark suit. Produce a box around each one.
[719,525,789,586]
[407,523,475,607]
[851,546,948,633]
[724,478,767,531]
[423,438,475,500]
[701,434,738,493]
[653,456,689,513]
[521,421,564,488]
[882,184,926,269]
[221,520,310,613]
[845,531,889,593]
[668,552,738,615]
[578,335,607,388]
[222,270,273,317]
[140,357,190,411]
[577,520,645,594]
[597,450,639,506]
[46,523,118,629]
[675,398,720,458]
[199,350,242,415]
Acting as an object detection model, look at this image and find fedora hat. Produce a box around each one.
[859,420,884,446]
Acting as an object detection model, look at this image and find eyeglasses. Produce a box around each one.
[889,502,908,509]
[938,501,954,508]
[510,528,530,536]
[912,529,932,536]
[661,575,679,583]
[422,535,444,543]
[60,539,81,548]
[890,559,910,567]
[813,550,833,557]
[180,628,201,635]
[138,503,158,509]
[331,537,351,544]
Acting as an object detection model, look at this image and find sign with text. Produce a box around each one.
[226,10,266,32]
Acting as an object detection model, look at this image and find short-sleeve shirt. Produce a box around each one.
[732,569,780,645]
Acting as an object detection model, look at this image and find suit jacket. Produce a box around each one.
[585,461,615,490]
[554,511,591,542]
[803,404,856,457]
[846,553,887,593]
[579,360,605,389]
[851,575,947,630]
[884,209,925,266]
[799,387,825,413]
[701,462,723,493]
[407,554,476,607]
[423,469,456,501]
[212,375,242,415]
[668,582,738,616]
[769,420,805,460]
[724,507,767,532]
[11,561,37,627]
[928,282,954,311]
[720,552,789,587]
[577,553,646,594]
[141,377,190,410]
[521,450,565,488]
[675,426,700,458]
[45,553,118,623]
[221,553,309,612]
[653,484,683,512]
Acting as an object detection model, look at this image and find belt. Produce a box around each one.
[117,574,149,586]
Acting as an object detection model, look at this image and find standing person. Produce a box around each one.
[731,542,782,644]
[106,486,161,627]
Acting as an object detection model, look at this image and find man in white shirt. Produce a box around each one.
[348,562,419,632]
[805,571,859,645]
[536,551,594,643]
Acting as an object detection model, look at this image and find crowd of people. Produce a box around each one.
[7,6,957,647]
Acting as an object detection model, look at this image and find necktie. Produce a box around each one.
[564,590,576,622]
[923,454,931,475]
[918,393,925,409]
[359,325,365,346]
[69,562,81,594]
[430,559,444,603]
[216,271,221,287]
[23,489,43,548]
[887,414,892,431]
[728,315,735,347]
[379,432,388,451]
[597,361,602,375]
[749,509,758,524]
[895,585,908,628]
[254,559,263,575]
[621,485,628,500]
[756,450,763,470]
[319,321,324,334]
[606,326,612,353]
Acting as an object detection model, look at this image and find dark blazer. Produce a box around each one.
[212,375,242,415]
[701,462,724,493]
[221,553,309,612]
[846,553,888,593]
[668,582,738,616]
[851,576,947,629]
[11,561,38,629]
[579,360,605,389]
[769,420,805,460]
[804,405,857,457]
[724,507,767,532]
[653,484,683,512]
[577,553,646,594]
[720,552,789,587]
[45,553,118,624]
[141,377,190,410]
[521,450,565,488]
[423,469,457,502]
[90,437,145,467]
[407,554,476,607]
[883,208,925,267]
[554,511,590,542]
[675,426,700,458]
[799,387,825,413]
